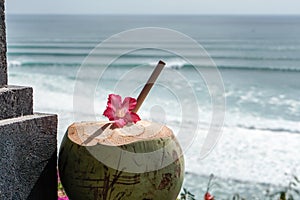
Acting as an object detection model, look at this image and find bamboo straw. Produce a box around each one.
[132,60,166,113]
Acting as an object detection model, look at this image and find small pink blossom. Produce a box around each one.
[204,192,214,200]
[103,94,141,128]
[58,197,69,200]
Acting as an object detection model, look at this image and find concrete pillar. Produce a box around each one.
[0,1,58,199]
[0,114,57,199]
[0,0,7,86]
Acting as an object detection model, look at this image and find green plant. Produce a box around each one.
[230,194,246,200]
[267,175,300,200]
[177,174,300,200]
[178,188,196,200]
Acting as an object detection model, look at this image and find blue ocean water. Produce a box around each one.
[6,15,300,198]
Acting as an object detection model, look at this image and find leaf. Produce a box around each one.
[232,194,240,200]
[293,176,300,183]
[288,194,294,200]
[280,192,286,200]
[187,191,195,197]
[292,189,300,195]
[291,182,297,187]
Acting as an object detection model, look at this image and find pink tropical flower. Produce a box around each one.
[103,94,141,128]
[204,192,214,200]
[58,197,69,200]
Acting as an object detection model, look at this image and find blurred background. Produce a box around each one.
[6,0,300,198]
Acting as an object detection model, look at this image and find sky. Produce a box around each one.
[6,0,300,15]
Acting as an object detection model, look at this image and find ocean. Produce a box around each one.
[6,15,300,199]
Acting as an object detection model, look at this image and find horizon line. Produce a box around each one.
[6,13,300,16]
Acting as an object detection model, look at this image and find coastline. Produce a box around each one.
[6,14,300,198]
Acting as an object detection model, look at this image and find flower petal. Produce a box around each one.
[114,118,127,128]
[108,94,122,110]
[124,112,141,123]
[122,97,137,111]
[130,112,141,123]
[103,94,141,127]
[204,192,214,200]
[103,107,116,121]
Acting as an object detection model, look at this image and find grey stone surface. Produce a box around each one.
[0,1,58,199]
[27,151,57,200]
[0,113,57,199]
[0,85,33,120]
[0,0,7,86]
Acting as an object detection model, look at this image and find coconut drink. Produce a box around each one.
[58,61,185,200]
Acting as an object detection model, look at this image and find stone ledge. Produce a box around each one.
[0,85,33,120]
[0,0,7,87]
[0,113,57,200]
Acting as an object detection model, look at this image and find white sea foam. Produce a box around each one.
[165,59,187,69]
[8,60,22,67]
[185,126,300,186]
[149,59,187,69]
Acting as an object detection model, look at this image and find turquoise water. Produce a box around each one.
[6,15,300,198]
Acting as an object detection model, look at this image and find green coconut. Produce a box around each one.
[58,120,184,200]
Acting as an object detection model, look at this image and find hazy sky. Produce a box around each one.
[6,0,300,15]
